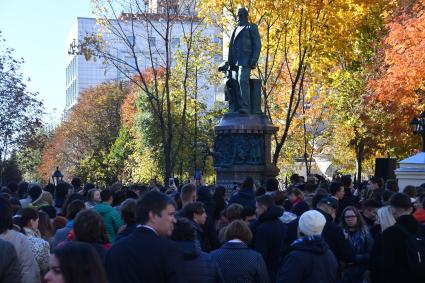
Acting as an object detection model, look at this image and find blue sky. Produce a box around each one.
[0,0,93,123]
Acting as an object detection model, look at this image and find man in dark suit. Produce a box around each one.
[105,191,184,283]
[228,7,261,114]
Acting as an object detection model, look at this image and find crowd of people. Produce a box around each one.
[1,174,425,283]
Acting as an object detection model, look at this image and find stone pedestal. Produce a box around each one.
[212,113,279,187]
[394,152,425,190]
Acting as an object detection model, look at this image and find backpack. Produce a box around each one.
[395,224,425,278]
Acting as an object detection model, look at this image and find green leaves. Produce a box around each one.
[0,31,44,183]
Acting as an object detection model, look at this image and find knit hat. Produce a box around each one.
[298,210,326,236]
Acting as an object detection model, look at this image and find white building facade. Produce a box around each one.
[65,8,223,116]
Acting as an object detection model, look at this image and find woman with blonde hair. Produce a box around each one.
[369,205,396,283]
[376,205,396,232]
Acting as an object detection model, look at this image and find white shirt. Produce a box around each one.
[228,239,243,243]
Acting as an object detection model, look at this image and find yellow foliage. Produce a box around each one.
[199,0,393,171]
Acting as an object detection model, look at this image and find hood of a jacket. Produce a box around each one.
[259,205,283,222]
[176,240,202,260]
[291,235,329,255]
[95,203,114,215]
[396,214,419,234]
[32,191,53,208]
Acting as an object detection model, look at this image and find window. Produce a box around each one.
[148,37,156,47]
[171,37,180,48]
[144,57,158,68]
[170,5,178,14]
[125,56,136,69]
[127,36,136,46]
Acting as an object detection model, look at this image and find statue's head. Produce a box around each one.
[237,7,249,26]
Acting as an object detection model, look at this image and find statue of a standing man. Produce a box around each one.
[227,7,261,114]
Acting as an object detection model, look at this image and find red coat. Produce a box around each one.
[413,208,425,224]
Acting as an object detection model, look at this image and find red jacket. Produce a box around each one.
[413,208,425,224]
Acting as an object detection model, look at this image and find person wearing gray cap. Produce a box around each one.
[316,196,356,272]
[276,210,337,283]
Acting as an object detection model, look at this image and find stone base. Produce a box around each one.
[215,165,279,188]
[213,114,279,188]
[218,113,277,133]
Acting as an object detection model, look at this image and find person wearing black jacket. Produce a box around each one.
[196,187,220,250]
[105,191,184,283]
[380,193,425,283]
[340,175,359,212]
[361,200,381,240]
[329,181,345,221]
[252,195,287,282]
[277,210,337,283]
[288,188,310,217]
[316,197,356,265]
[182,202,212,252]
[229,177,256,210]
[171,218,223,283]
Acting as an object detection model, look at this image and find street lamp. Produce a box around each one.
[51,167,64,186]
[410,110,425,151]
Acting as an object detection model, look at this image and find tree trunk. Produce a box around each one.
[164,140,172,183]
[356,141,364,183]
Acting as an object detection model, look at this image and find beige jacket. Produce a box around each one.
[0,229,40,283]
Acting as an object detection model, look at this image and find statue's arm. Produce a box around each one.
[227,29,236,66]
[250,24,262,67]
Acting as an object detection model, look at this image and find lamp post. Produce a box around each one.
[410,110,425,152]
[51,167,63,186]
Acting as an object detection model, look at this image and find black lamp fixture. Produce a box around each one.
[410,110,425,152]
[68,39,81,55]
[51,167,64,186]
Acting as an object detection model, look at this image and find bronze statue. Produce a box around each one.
[227,7,261,114]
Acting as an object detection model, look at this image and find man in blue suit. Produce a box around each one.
[105,191,184,283]
[228,7,261,114]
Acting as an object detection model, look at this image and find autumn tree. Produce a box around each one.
[116,69,224,183]
[38,82,126,185]
[15,127,52,182]
[368,0,425,155]
[199,0,395,171]
[0,31,43,183]
[76,0,221,182]
[37,124,67,182]
[0,152,22,185]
